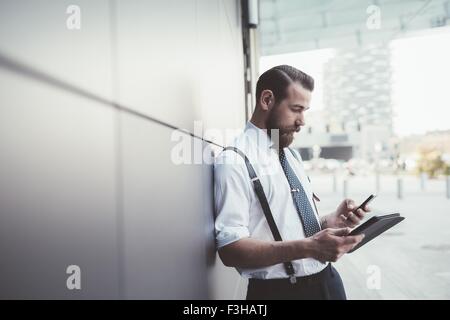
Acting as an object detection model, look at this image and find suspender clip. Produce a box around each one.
[313,193,321,202]
[289,275,297,284]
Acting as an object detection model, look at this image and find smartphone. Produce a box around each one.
[354,194,376,212]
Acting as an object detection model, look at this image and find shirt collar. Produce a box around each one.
[245,121,275,150]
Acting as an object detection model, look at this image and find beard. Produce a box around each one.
[266,109,297,149]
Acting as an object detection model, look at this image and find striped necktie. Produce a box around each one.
[279,149,321,237]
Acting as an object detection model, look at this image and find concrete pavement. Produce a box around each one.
[311,173,450,299]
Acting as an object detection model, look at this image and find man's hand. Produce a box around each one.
[321,198,371,229]
[307,227,365,263]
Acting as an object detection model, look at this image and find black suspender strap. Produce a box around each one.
[222,147,297,284]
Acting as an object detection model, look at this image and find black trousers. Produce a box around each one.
[246,264,346,300]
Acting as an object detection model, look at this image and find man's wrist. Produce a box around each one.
[298,238,317,260]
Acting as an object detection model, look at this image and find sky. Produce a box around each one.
[260,27,450,137]
[390,27,450,137]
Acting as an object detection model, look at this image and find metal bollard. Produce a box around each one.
[397,178,403,199]
[420,173,426,191]
[333,172,337,193]
[375,171,380,193]
[343,179,348,198]
[446,176,450,199]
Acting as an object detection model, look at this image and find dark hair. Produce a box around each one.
[255,65,314,105]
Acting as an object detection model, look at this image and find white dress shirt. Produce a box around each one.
[214,121,327,279]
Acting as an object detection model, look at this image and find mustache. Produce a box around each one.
[268,127,300,137]
[280,127,301,134]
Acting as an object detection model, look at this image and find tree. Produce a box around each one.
[416,147,447,178]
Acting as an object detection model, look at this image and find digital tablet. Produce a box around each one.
[348,213,405,253]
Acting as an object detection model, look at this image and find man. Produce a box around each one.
[213,65,370,300]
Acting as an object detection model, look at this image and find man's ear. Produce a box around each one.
[260,90,274,111]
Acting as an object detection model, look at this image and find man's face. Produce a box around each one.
[266,82,312,148]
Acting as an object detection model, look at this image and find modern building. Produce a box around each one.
[259,0,449,163]
[291,43,394,162]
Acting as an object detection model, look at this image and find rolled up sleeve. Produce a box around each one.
[214,153,252,249]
